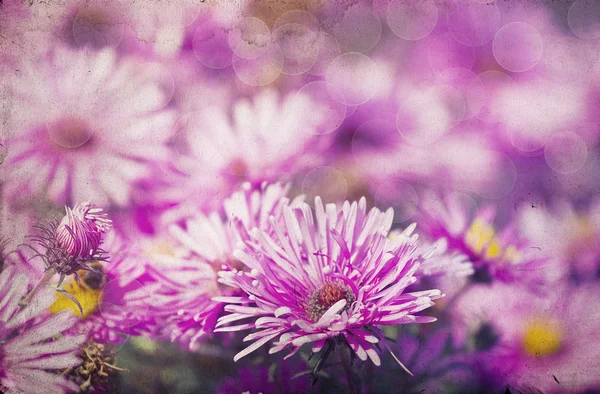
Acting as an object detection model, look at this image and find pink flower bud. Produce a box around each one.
[55,202,112,258]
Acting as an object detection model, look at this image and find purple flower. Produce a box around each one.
[48,231,157,343]
[2,46,176,207]
[216,197,443,366]
[55,202,112,260]
[416,192,546,285]
[519,198,600,285]
[389,231,474,279]
[452,282,600,393]
[0,265,86,394]
[155,182,299,350]
[159,89,331,213]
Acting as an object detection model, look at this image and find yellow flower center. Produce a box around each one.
[522,321,562,358]
[464,218,520,263]
[49,266,105,319]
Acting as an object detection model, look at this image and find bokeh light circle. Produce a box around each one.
[47,117,94,149]
[427,33,475,71]
[72,4,125,49]
[332,3,382,53]
[397,85,466,146]
[446,2,501,46]
[469,152,517,199]
[374,179,419,223]
[302,166,348,203]
[476,70,514,123]
[308,32,342,76]
[386,0,438,41]
[493,22,543,73]
[568,0,600,40]
[544,131,588,174]
[295,81,347,135]
[435,68,485,120]
[325,53,381,106]
[228,17,271,59]
[193,22,233,69]
[134,62,175,110]
[232,45,284,86]
[272,23,320,76]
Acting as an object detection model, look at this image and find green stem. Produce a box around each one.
[19,268,55,307]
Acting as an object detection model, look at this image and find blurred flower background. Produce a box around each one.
[1,0,600,393]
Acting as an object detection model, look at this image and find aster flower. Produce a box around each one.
[48,231,157,343]
[519,198,600,284]
[0,264,86,394]
[389,230,474,279]
[216,197,443,370]
[452,282,600,393]
[55,202,112,260]
[154,182,300,350]
[25,202,111,294]
[2,46,176,207]
[416,192,546,285]
[157,89,331,215]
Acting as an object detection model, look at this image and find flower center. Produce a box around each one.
[522,320,562,358]
[306,280,355,322]
[49,266,105,319]
[225,158,249,182]
[47,117,93,149]
[464,218,521,263]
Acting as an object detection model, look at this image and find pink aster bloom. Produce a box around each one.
[55,202,112,259]
[2,46,175,207]
[0,265,86,394]
[519,198,600,284]
[48,230,157,343]
[156,182,300,350]
[161,89,331,213]
[216,197,443,367]
[453,282,600,393]
[416,192,547,285]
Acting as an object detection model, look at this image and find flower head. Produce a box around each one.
[2,46,175,207]
[30,203,111,282]
[416,192,546,285]
[56,202,112,260]
[47,231,157,343]
[216,197,443,367]
[452,282,600,392]
[156,89,332,214]
[0,265,86,394]
[154,182,299,350]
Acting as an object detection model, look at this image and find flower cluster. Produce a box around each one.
[2,0,600,393]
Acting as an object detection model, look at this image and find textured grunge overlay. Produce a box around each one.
[1,0,599,393]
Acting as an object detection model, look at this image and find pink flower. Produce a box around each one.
[48,231,158,344]
[453,282,600,392]
[55,202,112,259]
[155,182,299,350]
[216,197,443,367]
[2,46,176,207]
[158,89,331,215]
[0,265,86,394]
[416,192,547,286]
